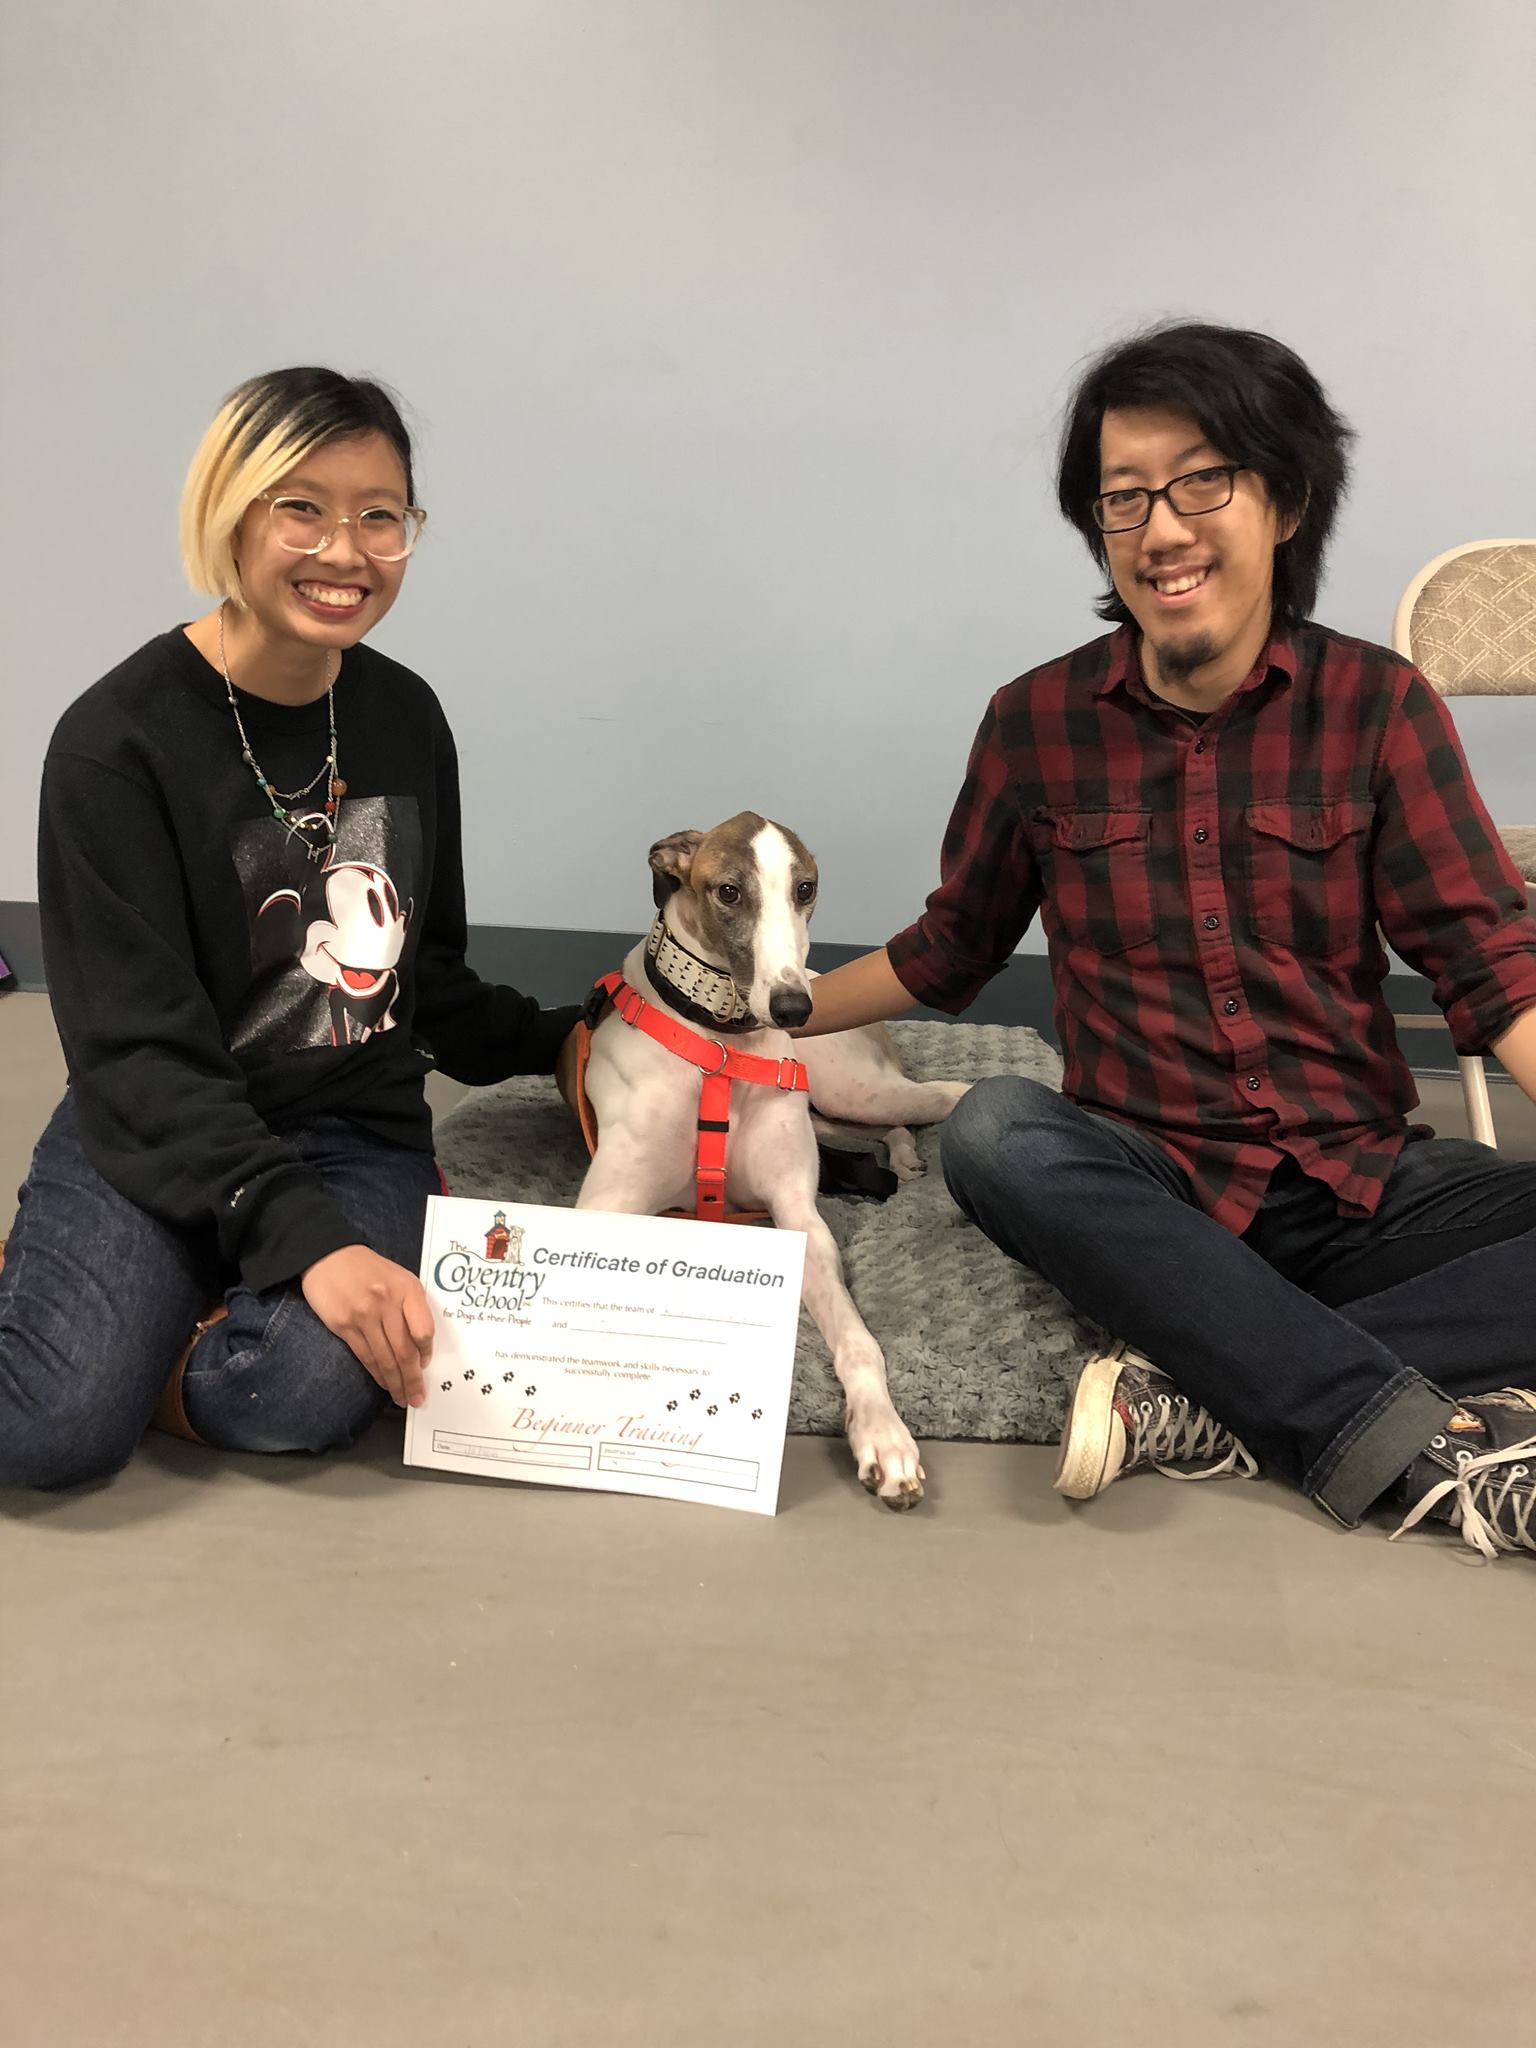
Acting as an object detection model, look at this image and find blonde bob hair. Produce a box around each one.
[180,367,416,604]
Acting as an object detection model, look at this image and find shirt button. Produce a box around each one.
[1224,998,1240,1015]
[1203,914,1220,931]
[1194,738,1207,754]
[1246,1075,1261,1091]
[1193,827,1208,843]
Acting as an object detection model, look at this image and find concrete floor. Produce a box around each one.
[3,988,1534,2047]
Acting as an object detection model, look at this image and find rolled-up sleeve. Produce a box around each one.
[1372,672,1536,1053]
[886,695,1041,1013]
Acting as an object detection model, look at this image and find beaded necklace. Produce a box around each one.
[218,601,346,863]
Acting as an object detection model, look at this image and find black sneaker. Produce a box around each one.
[1054,1341,1259,1500]
[1391,1390,1536,1558]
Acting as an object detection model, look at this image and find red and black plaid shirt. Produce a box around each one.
[888,622,1536,1232]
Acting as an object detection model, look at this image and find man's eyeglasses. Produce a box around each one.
[1090,464,1242,535]
[259,492,427,563]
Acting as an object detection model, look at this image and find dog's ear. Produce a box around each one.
[648,830,703,908]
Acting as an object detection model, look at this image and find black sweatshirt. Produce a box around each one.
[39,627,579,1292]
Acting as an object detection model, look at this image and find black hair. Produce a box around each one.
[1055,321,1353,626]
[225,366,416,502]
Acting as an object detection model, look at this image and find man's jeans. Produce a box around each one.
[0,1093,439,1491]
[941,1077,1536,1524]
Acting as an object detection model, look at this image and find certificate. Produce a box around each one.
[404,1196,806,1515]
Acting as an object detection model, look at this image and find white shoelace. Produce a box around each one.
[1390,1435,1536,1558]
[1129,1392,1260,1483]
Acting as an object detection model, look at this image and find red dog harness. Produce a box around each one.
[578,971,809,1222]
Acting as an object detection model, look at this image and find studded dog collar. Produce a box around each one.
[641,916,759,1032]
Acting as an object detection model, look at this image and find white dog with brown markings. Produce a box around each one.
[576,811,969,1509]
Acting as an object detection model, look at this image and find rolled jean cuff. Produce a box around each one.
[1304,1369,1456,1528]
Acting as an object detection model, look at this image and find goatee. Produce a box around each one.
[1157,631,1220,683]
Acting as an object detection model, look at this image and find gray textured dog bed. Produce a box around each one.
[432,1020,1105,1443]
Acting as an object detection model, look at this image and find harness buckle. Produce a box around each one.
[775,1057,806,1092]
[699,1040,730,1078]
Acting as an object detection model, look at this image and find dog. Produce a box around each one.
[575,811,970,1509]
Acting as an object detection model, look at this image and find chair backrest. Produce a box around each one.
[1392,539,1536,696]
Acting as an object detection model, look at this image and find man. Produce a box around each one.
[803,321,1536,1559]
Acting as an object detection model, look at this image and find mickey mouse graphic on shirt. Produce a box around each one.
[228,792,423,1057]
[259,849,411,1046]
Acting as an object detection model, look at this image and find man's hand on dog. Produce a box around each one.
[302,1245,435,1407]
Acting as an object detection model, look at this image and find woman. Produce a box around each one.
[0,368,578,1487]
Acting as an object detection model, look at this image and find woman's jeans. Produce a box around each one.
[0,1093,439,1490]
[941,1077,1536,1524]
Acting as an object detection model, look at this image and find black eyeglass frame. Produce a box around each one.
[1090,463,1244,535]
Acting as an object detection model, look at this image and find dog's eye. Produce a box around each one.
[716,883,741,906]
[795,880,817,904]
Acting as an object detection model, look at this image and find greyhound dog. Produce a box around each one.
[576,811,970,1509]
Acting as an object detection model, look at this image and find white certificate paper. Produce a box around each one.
[404,1196,806,1515]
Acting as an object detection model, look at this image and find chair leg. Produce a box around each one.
[1459,1053,1498,1148]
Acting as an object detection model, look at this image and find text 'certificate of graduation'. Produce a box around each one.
[404,1197,805,1515]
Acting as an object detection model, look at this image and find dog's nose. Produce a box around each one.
[769,986,813,1029]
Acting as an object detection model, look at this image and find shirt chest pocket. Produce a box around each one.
[1034,807,1158,955]
[1244,798,1374,956]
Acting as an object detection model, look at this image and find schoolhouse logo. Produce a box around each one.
[433,1211,544,1312]
[484,1209,524,1264]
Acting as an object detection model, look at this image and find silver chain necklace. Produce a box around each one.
[218,601,345,863]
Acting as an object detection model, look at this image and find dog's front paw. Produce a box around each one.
[848,1402,926,1510]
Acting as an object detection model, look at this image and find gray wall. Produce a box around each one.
[3,0,1533,962]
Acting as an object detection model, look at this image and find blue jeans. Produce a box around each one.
[941,1077,1536,1524]
[0,1093,439,1491]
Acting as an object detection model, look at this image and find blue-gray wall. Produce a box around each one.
[3,0,1533,969]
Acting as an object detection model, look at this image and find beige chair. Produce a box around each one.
[1391,539,1536,1146]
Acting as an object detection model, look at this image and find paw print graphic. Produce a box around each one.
[480,1383,492,1396]
[667,1400,678,1411]
[707,1404,718,1416]
[729,1392,740,1404]
[503,1372,514,1383]
[463,1370,476,1382]
[689,1389,701,1401]
[751,1408,763,1420]
[525,1385,537,1396]
[440,1380,453,1392]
